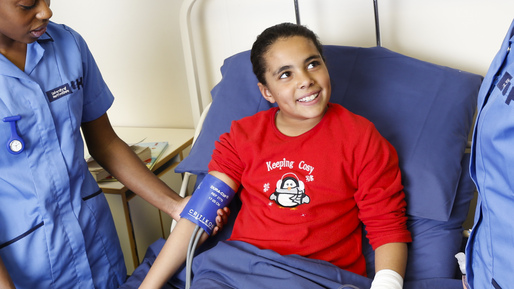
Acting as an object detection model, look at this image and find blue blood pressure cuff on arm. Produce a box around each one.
[180,174,236,235]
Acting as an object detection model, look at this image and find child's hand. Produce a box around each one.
[212,207,231,236]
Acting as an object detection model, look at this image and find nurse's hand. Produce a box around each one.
[172,195,191,220]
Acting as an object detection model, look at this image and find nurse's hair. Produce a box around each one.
[250,22,324,85]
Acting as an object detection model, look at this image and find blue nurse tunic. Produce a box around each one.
[466,19,514,289]
[0,22,126,288]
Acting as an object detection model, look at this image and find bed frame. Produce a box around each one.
[120,2,482,288]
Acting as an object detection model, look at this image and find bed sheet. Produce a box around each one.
[121,237,464,289]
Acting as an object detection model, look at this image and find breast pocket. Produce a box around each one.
[48,82,84,132]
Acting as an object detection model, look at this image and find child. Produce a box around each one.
[0,1,228,288]
[141,22,411,289]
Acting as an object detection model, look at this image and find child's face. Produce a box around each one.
[258,36,331,130]
[0,0,52,46]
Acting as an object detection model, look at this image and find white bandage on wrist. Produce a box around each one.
[370,269,404,289]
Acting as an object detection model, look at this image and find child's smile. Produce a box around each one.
[297,92,319,103]
[258,36,331,136]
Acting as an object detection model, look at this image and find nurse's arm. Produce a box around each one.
[0,256,16,289]
[81,113,186,220]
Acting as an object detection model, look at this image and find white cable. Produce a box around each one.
[370,269,403,289]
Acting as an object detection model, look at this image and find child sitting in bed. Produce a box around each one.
[140,22,412,289]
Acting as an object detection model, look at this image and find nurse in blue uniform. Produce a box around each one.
[466,19,514,289]
[0,1,215,288]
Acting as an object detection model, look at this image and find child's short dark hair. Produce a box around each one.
[250,22,324,85]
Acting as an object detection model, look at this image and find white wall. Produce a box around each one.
[51,0,193,128]
[51,0,514,129]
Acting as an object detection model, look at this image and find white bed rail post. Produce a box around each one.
[180,0,203,127]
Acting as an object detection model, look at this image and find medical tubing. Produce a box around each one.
[181,174,236,288]
[186,226,200,274]
[185,225,202,289]
[189,227,204,288]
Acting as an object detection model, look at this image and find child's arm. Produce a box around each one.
[140,171,238,288]
[0,256,15,289]
[371,242,408,289]
[139,217,200,289]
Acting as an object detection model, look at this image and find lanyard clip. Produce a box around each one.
[2,115,25,154]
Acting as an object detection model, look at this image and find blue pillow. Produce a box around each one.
[175,51,275,176]
[176,45,481,221]
[362,153,475,280]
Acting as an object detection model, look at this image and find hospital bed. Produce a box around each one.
[121,1,482,288]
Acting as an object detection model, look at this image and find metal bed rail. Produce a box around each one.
[179,0,382,127]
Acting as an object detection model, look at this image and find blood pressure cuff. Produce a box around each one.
[180,174,236,235]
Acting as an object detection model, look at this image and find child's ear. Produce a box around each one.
[258,83,275,103]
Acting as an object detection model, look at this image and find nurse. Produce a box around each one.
[465,19,514,289]
[0,1,228,288]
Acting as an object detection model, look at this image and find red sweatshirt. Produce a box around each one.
[209,103,411,276]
